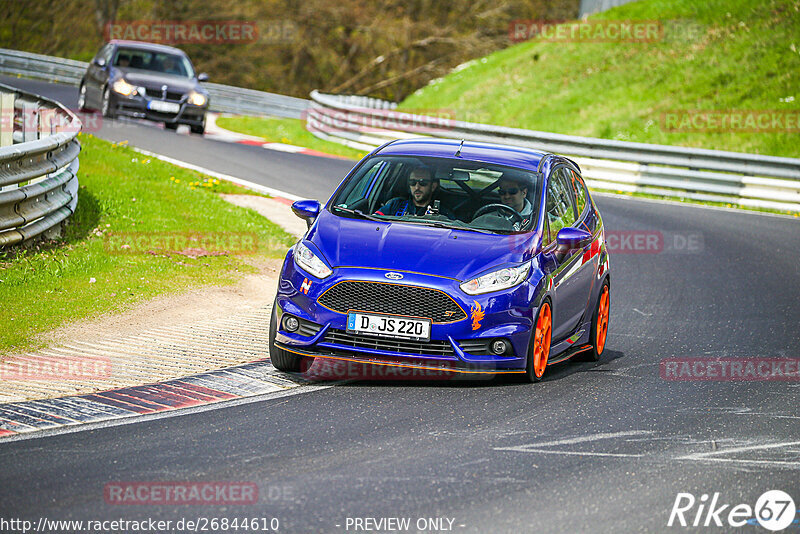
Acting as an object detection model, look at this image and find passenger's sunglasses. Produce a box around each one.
[498,188,520,196]
[408,179,432,186]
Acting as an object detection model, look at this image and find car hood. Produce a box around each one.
[307,210,540,281]
[117,69,198,92]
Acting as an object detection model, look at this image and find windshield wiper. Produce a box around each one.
[332,206,384,222]
[413,220,494,234]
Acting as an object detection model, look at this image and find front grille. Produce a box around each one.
[145,88,185,101]
[457,339,491,355]
[317,281,466,323]
[297,318,322,337]
[323,328,455,357]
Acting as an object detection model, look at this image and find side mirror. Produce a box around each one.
[292,199,321,228]
[555,227,592,262]
[197,73,209,82]
[94,57,107,68]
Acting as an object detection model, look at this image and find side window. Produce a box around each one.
[336,160,386,209]
[544,168,576,244]
[568,169,588,218]
[101,45,114,63]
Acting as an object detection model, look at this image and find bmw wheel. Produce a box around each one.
[101,86,114,118]
[77,84,88,112]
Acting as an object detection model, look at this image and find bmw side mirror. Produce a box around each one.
[197,73,209,82]
[292,200,321,228]
[555,227,592,262]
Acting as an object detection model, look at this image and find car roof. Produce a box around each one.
[375,138,548,173]
[108,40,188,55]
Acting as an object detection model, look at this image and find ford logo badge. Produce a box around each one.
[385,272,404,280]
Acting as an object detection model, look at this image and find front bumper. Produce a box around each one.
[110,92,207,126]
[274,253,541,374]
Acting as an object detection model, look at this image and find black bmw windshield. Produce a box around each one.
[330,156,541,234]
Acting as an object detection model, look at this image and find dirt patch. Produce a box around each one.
[35,258,282,347]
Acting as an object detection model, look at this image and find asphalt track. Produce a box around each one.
[1,76,799,533]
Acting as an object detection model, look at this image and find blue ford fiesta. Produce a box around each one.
[269,139,610,382]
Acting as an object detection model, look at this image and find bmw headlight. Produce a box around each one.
[112,78,136,96]
[460,262,530,295]
[188,91,207,106]
[294,242,332,279]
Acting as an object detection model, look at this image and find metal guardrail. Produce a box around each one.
[308,91,800,212]
[0,82,81,247]
[0,48,310,119]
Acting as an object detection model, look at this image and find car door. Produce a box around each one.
[545,166,594,341]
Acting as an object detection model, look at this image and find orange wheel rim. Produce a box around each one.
[533,303,552,378]
[596,286,609,354]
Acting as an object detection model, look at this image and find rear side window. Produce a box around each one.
[568,169,588,218]
[544,168,576,244]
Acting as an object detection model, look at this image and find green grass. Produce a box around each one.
[215,115,366,160]
[399,0,800,158]
[0,134,295,354]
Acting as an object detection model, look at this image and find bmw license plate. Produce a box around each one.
[148,100,180,113]
[347,312,431,341]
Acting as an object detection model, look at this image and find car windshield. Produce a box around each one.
[113,48,195,78]
[329,155,541,234]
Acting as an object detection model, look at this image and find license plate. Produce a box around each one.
[347,312,431,341]
[148,100,180,113]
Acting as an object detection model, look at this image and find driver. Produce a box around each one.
[375,166,454,219]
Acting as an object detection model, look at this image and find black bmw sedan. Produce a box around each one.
[78,40,210,134]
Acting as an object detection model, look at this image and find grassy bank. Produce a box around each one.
[399,0,799,158]
[0,134,295,353]
[215,115,365,160]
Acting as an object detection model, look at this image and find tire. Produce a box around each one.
[524,300,552,382]
[190,116,206,135]
[77,84,89,112]
[164,122,178,131]
[101,86,115,118]
[269,300,304,372]
[584,280,610,361]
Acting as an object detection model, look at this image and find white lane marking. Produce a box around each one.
[133,148,302,201]
[494,430,653,455]
[632,308,652,316]
[677,440,800,459]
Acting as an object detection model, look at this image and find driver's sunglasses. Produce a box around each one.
[498,188,520,196]
[408,179,431,187]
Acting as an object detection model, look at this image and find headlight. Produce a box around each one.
[112,78,136,96]
[294,242,332,279]
[460,262,530,295]
[188,91,207,106]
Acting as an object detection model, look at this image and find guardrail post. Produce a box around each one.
[39,107,55,138]
[0,91,12,147]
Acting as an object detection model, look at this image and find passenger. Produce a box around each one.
[472,177,533,231]
[376,166,454,219]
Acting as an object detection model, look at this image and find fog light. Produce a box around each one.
[491,339,508,355]
[283,315,300,332]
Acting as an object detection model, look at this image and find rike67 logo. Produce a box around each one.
[669,490,797,531]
